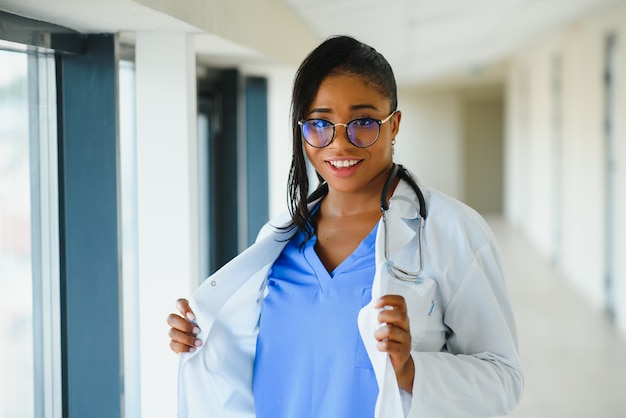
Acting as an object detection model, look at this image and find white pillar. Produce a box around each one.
[134,32,198,418]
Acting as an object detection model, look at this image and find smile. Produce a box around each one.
[327,159,361,168]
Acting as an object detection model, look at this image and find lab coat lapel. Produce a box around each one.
[357,227,406,418]
[357,179,423,418]
[178,227,290,418]
[180,227,289,363]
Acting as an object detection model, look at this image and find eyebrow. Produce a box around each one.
[308,104,380,114]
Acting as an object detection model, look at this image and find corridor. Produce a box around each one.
[488,218,626,418]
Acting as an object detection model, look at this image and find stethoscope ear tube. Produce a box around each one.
[380,163,400,211]
[396,164,427,220]
[381,163,427,282]
[380,163,427,221]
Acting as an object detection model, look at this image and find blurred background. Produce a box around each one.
[1,0,625,417]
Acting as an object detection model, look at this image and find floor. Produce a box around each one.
[486,217,626,418]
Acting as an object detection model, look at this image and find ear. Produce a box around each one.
[390,110,401,137]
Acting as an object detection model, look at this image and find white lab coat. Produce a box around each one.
[177,175,524,418]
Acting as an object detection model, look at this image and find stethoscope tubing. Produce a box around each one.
[380,163,426,282]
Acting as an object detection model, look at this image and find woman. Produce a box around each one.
[168,35,524,417]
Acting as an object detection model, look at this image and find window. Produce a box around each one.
[0,41,60,417]
[2,12,122,416]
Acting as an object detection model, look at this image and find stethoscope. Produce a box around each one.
[308,163,427,283]
[380,163,427,282]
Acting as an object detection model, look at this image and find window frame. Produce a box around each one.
[1,11,123,418]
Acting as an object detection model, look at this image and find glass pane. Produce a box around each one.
[0,48,34,417]
[120,57,140,418]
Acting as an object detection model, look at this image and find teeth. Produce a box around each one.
[329,159,359,168]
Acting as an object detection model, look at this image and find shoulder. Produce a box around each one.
[426,188,495,244]
[398,170,500,268]
[254,210,296,243]
[255,198,323,242]
[425,189,500,275]
[413,181,506,307]
[397,168,495,246]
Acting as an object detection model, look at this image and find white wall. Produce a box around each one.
[463,88,504,214]
[396,85,505,213]
[134,32,199,418]
[505,2,626,332]
[396,89,465,201]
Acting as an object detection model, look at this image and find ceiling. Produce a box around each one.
[282,0,623,86]
[0,0,623,87]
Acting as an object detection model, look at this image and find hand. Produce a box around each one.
[167,298,202,353]
[374,294,415,393]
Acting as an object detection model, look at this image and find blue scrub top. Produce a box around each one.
[253,225,379,418]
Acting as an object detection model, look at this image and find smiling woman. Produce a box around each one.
[169,35,524,418]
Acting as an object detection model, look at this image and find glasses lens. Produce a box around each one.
[347,118,380,147]
[301,119,333,147]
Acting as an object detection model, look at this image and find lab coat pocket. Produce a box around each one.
[355,286,375,369]
[385,276,437,350]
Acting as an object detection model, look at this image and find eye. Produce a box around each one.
[351,118,377,127]
[309,119,331,129]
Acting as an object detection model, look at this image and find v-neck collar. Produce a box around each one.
[303,223,378,286]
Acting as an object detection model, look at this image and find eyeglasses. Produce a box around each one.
[298,110,398,148]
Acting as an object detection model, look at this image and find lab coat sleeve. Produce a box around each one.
[407,241,524,417]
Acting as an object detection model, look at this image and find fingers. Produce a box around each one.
[168,324,202,353]
[167,312,199,335]
[377,309,409,332]
[374,294,415,392]
[374,294,411,355]
[373,294,407,311]
[374,312,412,374]
[374,294,409,332]
[170,339,194,354]
[167,314,202,353]
[175,298,196,321]
[374,323,411,348]
[168,299,202,354]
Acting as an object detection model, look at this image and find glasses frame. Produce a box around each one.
[298,110,398,148]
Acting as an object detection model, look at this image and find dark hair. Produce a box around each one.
[285,35,398,241]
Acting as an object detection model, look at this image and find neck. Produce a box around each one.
[321,164,397,217]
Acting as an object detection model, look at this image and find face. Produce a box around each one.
[303,73,401,196]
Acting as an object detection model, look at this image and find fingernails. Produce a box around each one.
[194,339,203,347]
[189,347,196,353]
[186,312,196,321]
[192,326,200,335]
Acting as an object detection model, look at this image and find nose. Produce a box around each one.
[333,122,352,146]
